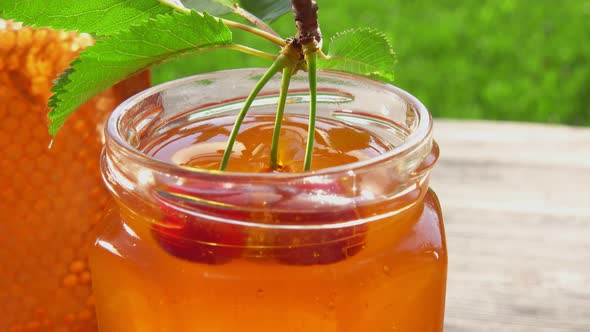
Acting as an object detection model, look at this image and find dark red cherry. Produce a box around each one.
[266,179,368,265]
[152,177,368,265]
[151,183,249,264]
[271,209,367,265]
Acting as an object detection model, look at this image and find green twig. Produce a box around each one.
[228,44,277,61]
[152,44,275,67]
[167,3,286,47]
[270,65,294,170]
[220,55,288,171]
[231,4,280,38]
[303,50,317,171]
[220,18,286,47]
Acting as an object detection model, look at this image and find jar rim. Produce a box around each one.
[105,68,432,180]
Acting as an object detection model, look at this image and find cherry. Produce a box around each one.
[151,183,249,264]
[152,177,368,265]
[271,209,367,265]
[264,178,368,265]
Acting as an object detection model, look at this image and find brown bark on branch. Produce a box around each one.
[290,0,322,44]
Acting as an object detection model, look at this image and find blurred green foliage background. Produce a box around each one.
[153,0,590,126]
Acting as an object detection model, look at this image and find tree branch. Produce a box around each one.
[290,0,322,45]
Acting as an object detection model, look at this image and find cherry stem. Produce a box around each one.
[270,65,294,170]
[219,55,288,171]
[303,49,317,171]
[289,0,322,171]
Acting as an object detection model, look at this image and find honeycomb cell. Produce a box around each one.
[0,20,150,331]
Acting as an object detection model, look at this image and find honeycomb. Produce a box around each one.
[0,20,150,331]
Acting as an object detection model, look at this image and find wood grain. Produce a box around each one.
[430,120,590,331]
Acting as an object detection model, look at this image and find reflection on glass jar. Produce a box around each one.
[93,69,447,331]
[0,20,150,332]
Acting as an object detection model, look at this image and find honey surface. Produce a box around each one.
[145,113,392,172]
[0,21,149,331]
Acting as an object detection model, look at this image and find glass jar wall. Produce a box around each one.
[92,69,447,331]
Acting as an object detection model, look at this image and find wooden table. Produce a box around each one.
[430,120,590,332]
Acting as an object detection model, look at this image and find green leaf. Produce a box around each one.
[0,0,176,35]
[175,0,232,16]
[48,11,232,135]
[180,0,291,21]
[319,28,396,83]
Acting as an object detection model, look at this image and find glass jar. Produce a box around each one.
[92,69,447,331]
[0,20,150,331]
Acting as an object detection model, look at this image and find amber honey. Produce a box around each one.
[0,21,149,331]
[92,80,447,332]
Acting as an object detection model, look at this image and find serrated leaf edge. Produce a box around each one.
[329,27,396,55]
[322,27,397,83]
[48,10,230,135]
[1,0,179,36]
